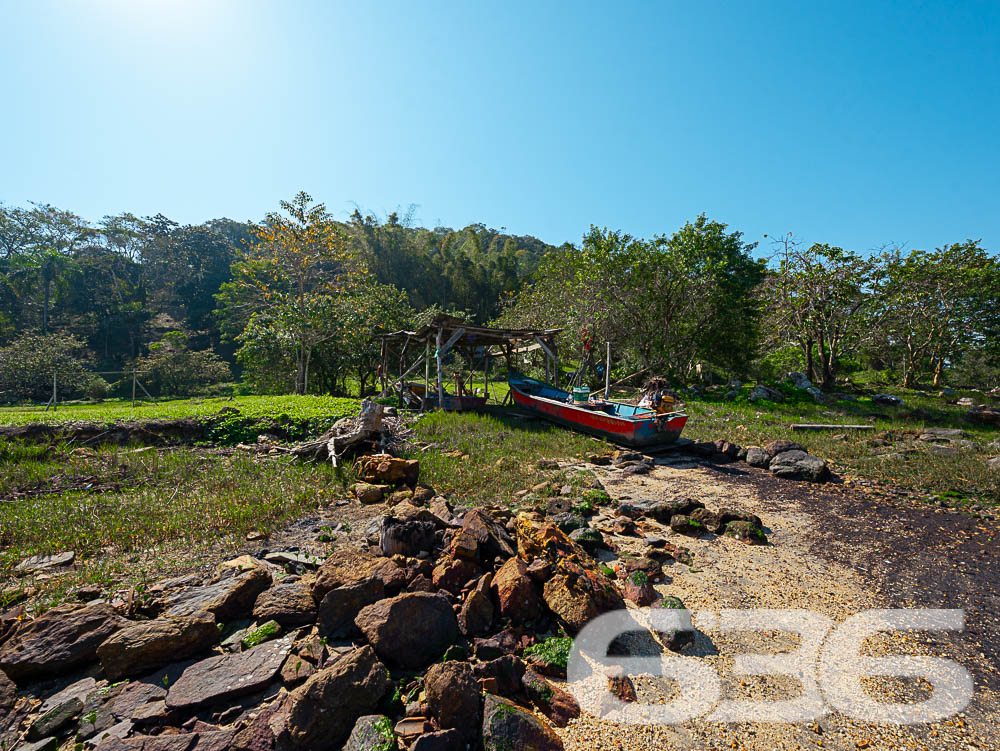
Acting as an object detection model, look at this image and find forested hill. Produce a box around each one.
[0,201,566,373]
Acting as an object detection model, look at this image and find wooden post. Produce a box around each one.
[45,372,57,412]
[484,348,489,403]
[436,327,444,411]
[423,338,430,412]
[552,340,559,389]
[131,370,137,408]
[605,341,611,396]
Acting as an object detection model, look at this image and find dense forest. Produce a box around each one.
[1,193,998,402]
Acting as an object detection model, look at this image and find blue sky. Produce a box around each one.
[2,0,998,255]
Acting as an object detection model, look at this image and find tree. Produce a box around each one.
[218,192,363,394]
[0,332,101,402]
[764,236,876,389]
[874,241,1000,387]
[132,331,231,396]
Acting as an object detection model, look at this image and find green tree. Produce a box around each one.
[132,331,231,396]
[0,332,101,402]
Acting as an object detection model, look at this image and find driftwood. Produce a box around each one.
[289,400,388,465]
[790,423,875,431]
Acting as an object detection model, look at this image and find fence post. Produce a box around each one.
[132,370,137,408]
[605,342,611,395]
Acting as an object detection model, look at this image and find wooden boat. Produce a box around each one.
[404,382,487,411]
[508,374,687,448]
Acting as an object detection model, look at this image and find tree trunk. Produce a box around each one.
[803,338,815,383]
[932,357,944,387]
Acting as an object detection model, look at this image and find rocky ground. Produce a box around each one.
[0,439,997,751]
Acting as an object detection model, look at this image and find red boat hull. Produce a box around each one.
[510,384,687,448]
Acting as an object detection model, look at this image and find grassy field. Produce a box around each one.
[1,387,996,611]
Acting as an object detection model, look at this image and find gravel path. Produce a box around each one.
[557,457,1000,751]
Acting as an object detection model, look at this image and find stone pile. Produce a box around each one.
[0,461,770,751]
[678,438,832,482]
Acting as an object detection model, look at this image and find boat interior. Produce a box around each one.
[510,375,670,419]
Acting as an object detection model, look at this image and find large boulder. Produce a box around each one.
[356,455,419,486]
[745,446,771,468]
[354,593,458,669]
[423,661,482,740]
[252,580,317,628]
[542,560,624,633]
[457,508,516,561]
[286,646,390,750]
[317,578,384,638]
[522,668,580,727]
[872,394,904,407]
[312,550,406,602]
[764,439,805,457]
[769,450,830,482]
[458,589,494,637]
[491,558,542,624]
[748,385,783,403]
[0,603,125,683]
[431,558,482,596]
[165,635,292,711]
[97,613,219,681]
[161,567,272,621]
[481,694,563,751]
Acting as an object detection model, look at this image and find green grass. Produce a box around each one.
[404,411,599,506]
[0,443,349,608]
[0,394,360,428]
[524,636,573,670]
[673,385,999,507]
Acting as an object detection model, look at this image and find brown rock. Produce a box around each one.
[165,635,292,711]
[522,668,580,727]
[312,550,406,602]
[316,577,384,638]
[280,652,316,686]
[410,729,463,751]
[460,509,516,560]
[162,568,272,621]
[354,482,390,504]
[491,557,542,623]
[764,439,805,457]
[354,593,458,669]
[458,589,494,636]
[97,613,219,681]
[0,603,125,683]
[424,661,481,740]
[285,645,389,750]
[431,558,482,596]
[356,455,419,486]
[542,561,624,633]
[481,693,563,751]
[252,581,317,628]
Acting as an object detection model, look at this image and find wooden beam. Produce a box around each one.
[378,354,427,399]
[436,327,444,411]
[437,327,466,359]
[790,424,875,431]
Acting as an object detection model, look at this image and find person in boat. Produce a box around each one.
[638,389,676,414]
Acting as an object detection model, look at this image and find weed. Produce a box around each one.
[523,636,573,670]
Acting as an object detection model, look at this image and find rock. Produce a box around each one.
[354,482,390,504]
[987,457,1000,472]
[786,372,812,389]
[241,620,282,650]
[568,527,604,553]
[317,578,384,638]
[356,455,419,486]
[522,668,580,727]
[956,396,976,407]
[0,603,125,683]
[550,512,586,534]
[285,646,388,750]
[14,551,75,574]
[968,406,1000,426]
[312,550,406,601]
[612,517,637,536]
[806,386,827,403]
[280,651,316,686]
[525,559,553,583]
[460,509,517,560]
[97,613,220,681]
[481,694,563,751]
[764,439,805,457]
[918,427,967,439]
[491,558,542,624]
[165,635,292,711]
[379,517,437,558]
[0,670,15,721]
[252,581,317,628]
[263,551,320,569]
[873,394,904,407]
[689,507,723,533]
[939,388,957,397]
[622,573,657,606]
[668,514,703,536]
[162,568,272,621]
[725,521,768,545]
[458,590,494,637]
[542,564,624,633]
[343,714,397,751]
[355,593,458,669]
[927,444,959,458]
[769,450,830,482]
[410,729,462,751]
[28,694,83,740]
[723,390,739,400]
[586,454,611,466]
[424,661,481,740]
[712,439,742,459]
[635,498,703,523]
[718,508,763,530]
[431,558,482,595]
[748,385,783,403]
[474,655,526,697]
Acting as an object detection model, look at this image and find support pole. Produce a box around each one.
[45,372,57,412]
[605,341,611,396]
[436,327,444,411]
[484,348,489,403]
[423,338,430,412]
[132,370,137,408]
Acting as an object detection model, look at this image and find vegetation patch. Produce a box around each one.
[524,636,573,671]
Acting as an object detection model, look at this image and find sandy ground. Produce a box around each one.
[555,457,1000,751]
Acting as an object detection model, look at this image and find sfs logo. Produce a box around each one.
[567,608,973,724]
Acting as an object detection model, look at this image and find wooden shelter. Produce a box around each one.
[378,314,562,410]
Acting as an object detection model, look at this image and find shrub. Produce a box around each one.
[0,332,94,402]
[132,331,231,397]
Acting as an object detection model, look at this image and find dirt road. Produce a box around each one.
[558,457,1000,751]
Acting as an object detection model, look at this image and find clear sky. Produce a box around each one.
[2,0,998,255]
